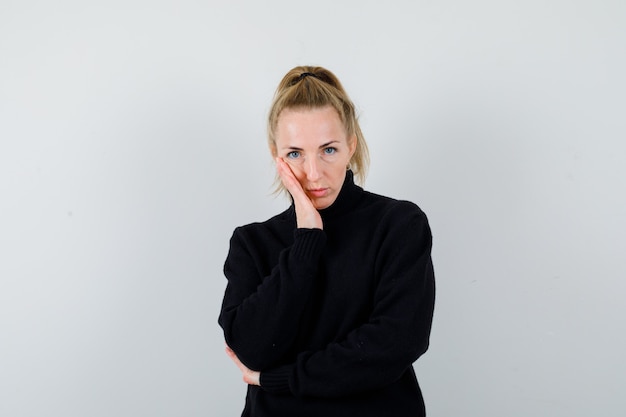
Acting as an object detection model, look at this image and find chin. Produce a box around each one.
[313,197,336,210]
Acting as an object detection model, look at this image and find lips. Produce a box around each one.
[307,188,329,198]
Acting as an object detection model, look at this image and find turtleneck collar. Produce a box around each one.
[317,170,363,220]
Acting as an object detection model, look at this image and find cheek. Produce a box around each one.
[325,164,344,184]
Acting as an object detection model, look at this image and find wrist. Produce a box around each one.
[296,213,323,229]
[259,365,292,393]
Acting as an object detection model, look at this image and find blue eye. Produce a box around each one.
[323,147,337,155]
[286,151,300,159]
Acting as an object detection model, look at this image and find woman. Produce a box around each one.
[219,66,435,417]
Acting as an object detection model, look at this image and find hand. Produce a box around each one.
[275,157,323,230]
[225,345,261,386]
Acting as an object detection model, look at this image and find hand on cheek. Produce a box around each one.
[276,157,323,230]
[275,157,304,196]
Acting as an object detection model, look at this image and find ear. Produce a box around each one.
[348,134,357,157]
[269,142,278,158]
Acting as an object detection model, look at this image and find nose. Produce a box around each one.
[304,157,321,182]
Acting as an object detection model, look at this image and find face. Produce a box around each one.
[274,106,356,210]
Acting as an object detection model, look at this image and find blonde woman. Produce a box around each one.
[219,66,435,417]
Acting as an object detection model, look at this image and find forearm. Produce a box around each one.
[259,298,433,398]
[219,228,327,370]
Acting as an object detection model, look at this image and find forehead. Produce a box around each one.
[276,106,347,146]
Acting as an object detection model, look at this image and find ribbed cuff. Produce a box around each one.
[291,228,326,261]
[260,365,293,394]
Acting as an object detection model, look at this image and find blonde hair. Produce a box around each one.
[268,66,369,192]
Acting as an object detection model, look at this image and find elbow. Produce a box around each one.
[226,342,284,371]
[220,322,286,370]
[219,310,294,370]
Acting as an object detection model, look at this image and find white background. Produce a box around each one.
[1,1,625,416]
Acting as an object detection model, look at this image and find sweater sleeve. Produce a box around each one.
[218,226,327,371]
[260,203,435,397]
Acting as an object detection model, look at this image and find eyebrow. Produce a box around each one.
[282,141,339,151]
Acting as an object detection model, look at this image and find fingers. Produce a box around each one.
[276,157,312,208]
[225,345,261,386]
[275,157,305,198]
[275,157,323,229]
[225,346,236,360]
[225,346,244,370]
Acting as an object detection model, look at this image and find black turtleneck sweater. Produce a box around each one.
[219,171,435,417]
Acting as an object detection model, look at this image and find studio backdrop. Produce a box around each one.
[1,1,625,416]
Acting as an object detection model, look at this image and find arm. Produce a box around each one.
[219,226,326,371]
[259,204,435,397]
[219,157,325,370]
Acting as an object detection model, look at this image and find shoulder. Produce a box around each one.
[356,192,433,261]
[357,190,432,244]
[230,206,295,243]
[361,190,428,222]
[225,207,296,272]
